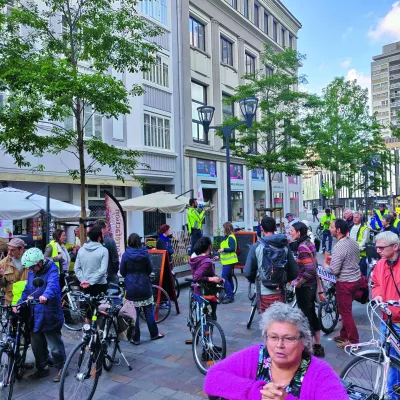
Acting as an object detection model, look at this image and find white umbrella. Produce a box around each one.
[0,187,85,220]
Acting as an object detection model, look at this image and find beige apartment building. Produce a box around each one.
[177,0,302,235]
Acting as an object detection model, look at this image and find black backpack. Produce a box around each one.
[256,241,288,290]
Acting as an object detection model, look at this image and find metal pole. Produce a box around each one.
[225,127,232,222]
[363,167,368,222]
[45,185,51,246]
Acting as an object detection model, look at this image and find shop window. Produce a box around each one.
[273,192,283,208]
[253,191,265,221]
[231,191,244,222]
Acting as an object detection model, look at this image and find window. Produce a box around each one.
[265,65,273,77]
[141,0,167,25]
[189,17,205,51]
[231,0,237,9]
[254,4,259,27]
[192,81,207,143]
[64,104,103,138]
[243,0,249,18]
[222,94,234,122]
[281,28,286,47]
[264,12,269,35]
[144,112,171,150]
[143,54,169,87]
[245,52,256,74]
[273,20,278,42]
[221,36,233,66]
[231,192,244,222]
[289,34,293,49]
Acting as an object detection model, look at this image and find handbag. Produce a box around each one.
[119,300,137,321]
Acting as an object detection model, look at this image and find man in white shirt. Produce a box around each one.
[348,211,370,276]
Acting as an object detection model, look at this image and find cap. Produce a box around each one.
[285,213,293,218]
[8,238,26,248]
[21,247,44,269]
[379,203,386,207]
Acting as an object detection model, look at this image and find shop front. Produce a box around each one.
[251,169,266,229]
[230,164,245,227]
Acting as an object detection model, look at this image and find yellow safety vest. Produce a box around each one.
[11,280,27,306]
[220,234,238,265]
[374,209,389,229]
[187,208,205,234]
[356,225,368,258]
[394,218,400,228]
[47,240,60,273]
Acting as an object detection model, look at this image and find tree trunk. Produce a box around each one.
[76,99,86,246]
[267,171,273,209]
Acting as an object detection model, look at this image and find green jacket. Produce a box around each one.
[320,214,336,231]
[187,207,205,234]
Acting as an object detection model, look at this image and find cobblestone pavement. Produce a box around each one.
[10,213,374,399]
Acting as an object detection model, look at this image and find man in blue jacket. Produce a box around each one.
[18,248,65,382]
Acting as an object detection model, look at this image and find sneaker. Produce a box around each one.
[27,368,50,381]
[332,335,347,343]
[221,297,234,304]
[53,369,63,383]
[313,344,325,357]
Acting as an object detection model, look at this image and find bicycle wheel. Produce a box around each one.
[192,318,226,375]
[174,277,180,299]
[247,299,257,329]
[0,348,14,400]
[103,318,118,372]
[187,291,197,334]
[340,351,395,395]
[318,292,339,334]
[232,273,238,295]
[62,292,89,331]
[151,285,171,323]
[59,341,101,400]
[15,332,29,380]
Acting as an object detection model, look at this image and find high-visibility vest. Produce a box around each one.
[47,240,60,272]
[187,208,205,234]
[394,218,400,228]
[11,280,27,306]
[220,234,238,265]
[356,225,368,258]
[375,209,389,229]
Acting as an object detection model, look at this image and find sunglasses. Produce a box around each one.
[376,244,395,251]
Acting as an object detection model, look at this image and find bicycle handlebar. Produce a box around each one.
[371,299,400,315]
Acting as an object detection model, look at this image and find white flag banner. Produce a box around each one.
[197,183,204,202]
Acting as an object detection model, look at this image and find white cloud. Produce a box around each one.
[317,63,326,71]
[345,69,371,109]
[368,1,400,41]
[342,27,353,40]
[340,58,352,68]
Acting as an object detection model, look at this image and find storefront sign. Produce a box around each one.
[252,169,264,181]
[0,220,13,238]
[230,164,243,180]
[105,191,126,261]
[197,159,217,177]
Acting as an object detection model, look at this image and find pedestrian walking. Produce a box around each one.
[120,233,164,345]
[19,248,66,382]
[187,198,205,255]
[320,209,336,254]
[312,206,319,222]
[244,216,298,312]
[289,221,325,357]
[349,212,370,277]
[324,219,361,348]
[93,219,120,285]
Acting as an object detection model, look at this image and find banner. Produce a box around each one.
[196,159,217,177]
[197,182,204,202]
[230,164,243,180]
[252,168,264,181]
[104,191,126,261]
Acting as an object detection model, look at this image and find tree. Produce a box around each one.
[0,0,160,229]
[320,182,334,204]
[223,45,317,207]
[307,77,389,201]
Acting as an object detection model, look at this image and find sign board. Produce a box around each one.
[230,164,243,180]
[197,159,217,177]
[252,169,265,181]
[0,220,13,239]
[234,232,257,269]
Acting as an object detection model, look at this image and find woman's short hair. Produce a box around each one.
[193,236,212,255]
[52,229,65,242]
[383,214,395,225]
[260,302,313,357]
[223,222,234,236]
[88,227,103,243]
[376,231,399,246]
[291,222,308,238]
[158,224,170,235]
[128,233,142,248]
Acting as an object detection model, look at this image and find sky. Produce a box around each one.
[281,0,400,100]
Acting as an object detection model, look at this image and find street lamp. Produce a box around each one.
[197,97,258,222]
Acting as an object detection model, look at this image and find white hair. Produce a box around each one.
[376,231,399,246]
[260,302,313,357]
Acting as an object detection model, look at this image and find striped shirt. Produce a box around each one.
[327,236,360,282]
[297,239,317,286]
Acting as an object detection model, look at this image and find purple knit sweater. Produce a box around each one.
[204,345,349,400]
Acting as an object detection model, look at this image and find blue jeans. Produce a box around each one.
[221,266,234,298]
[134,304,158,341]
[31,330,66,370]
[190,229,203,255]
[359,257,368,277]
[322,230,332,252]
[381,321,400,399]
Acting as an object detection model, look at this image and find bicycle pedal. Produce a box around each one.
[185,339,193,345]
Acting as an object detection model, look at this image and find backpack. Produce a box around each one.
[255,241,289,290]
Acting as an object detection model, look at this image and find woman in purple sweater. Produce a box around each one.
[204,302,349,400]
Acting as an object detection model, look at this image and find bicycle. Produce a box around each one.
[340,300,400,399]
[0,277,44,400]
[59,286,132,400]
[316,224,323,241]
[185,277,226,375]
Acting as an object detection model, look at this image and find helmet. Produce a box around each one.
[21,247,44,269]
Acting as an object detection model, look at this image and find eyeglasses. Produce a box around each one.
[265,334,302,345]
[376,244,395,251]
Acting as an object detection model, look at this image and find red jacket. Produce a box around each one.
[372,257,400,323]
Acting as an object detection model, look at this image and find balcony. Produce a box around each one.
[390,64,400,72]
[390,83,400,89]
[390,73,400,81]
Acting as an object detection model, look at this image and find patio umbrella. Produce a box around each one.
[0,187,85,220]
[120,191,189,213]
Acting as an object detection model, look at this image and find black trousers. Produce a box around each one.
[296,285,321,335]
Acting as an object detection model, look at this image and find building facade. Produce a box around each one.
[178,0,303,236]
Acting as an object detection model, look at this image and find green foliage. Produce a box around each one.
[0,0,161,215]
[222,45,318,206]
[320,183,334,200]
